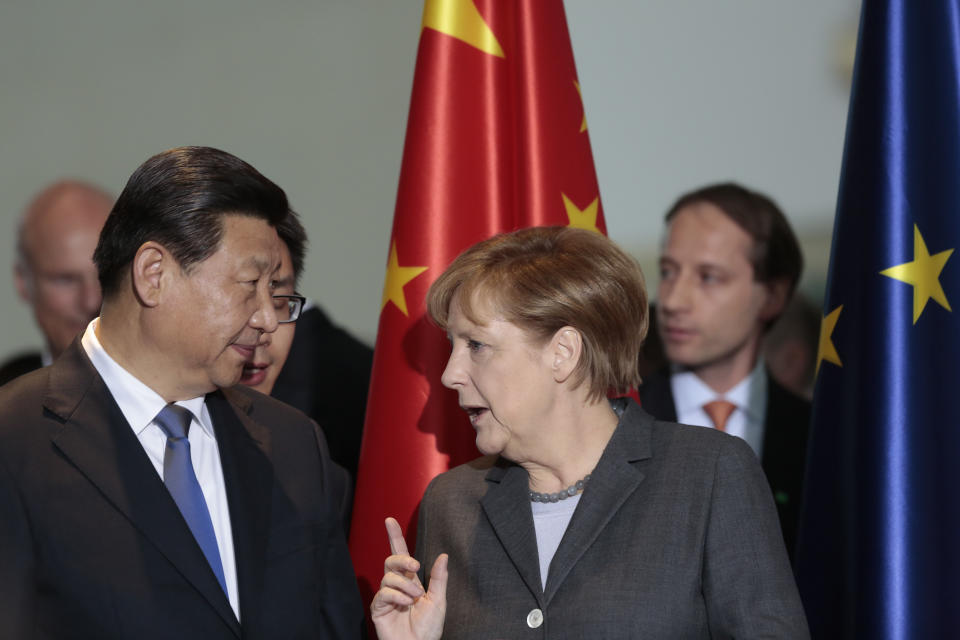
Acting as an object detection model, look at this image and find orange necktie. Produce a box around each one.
[703,400,737,432]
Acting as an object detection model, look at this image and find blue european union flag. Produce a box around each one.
[795,1,960,637]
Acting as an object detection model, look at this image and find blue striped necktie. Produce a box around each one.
[154,404,227,595]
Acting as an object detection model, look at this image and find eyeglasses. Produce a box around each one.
[272,294,306,323]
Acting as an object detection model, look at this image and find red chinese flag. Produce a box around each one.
[349,0,607,603]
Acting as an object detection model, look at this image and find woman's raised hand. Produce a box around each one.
[370,517,448,640]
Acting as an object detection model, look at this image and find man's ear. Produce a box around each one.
[131,242,169,308]
[551,326,583,383]
[759,278,791,323]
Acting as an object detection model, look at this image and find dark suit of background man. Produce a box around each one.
[0,181,112,385]
[638,182,811,558]
[0,146,364,639]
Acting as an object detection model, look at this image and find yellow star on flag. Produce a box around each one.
[422,0,504,57]
[562,193,600,233]
[381,241,428,316]
[879,224,953,324]
[573,80,588,132]
[816,305,843,376]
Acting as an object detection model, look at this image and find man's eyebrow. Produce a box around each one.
[240,255,273,272]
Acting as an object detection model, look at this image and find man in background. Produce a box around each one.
[1,181,112,385]
[236,211,356,530]
[270,301,373,486]
[233,206,372,488]
[638,182,811,557]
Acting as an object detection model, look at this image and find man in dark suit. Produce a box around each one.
[0,146,364,638]
[639,182,811,557]
[0,181,112,386]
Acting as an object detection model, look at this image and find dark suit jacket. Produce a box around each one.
[0,350,42,387]
[271,306,372,485]
[638,368,811,558]
[0,340,365,639]
[414,400,809,639]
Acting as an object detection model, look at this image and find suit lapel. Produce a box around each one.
[480,461,544,601]
[47,343,240,636]
[638,369,679,422]
[760,374,793,470]
[543,401,652,604]
[207,388,273,629]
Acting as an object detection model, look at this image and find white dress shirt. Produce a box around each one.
[81,319,240,619]
[669,359,768,457]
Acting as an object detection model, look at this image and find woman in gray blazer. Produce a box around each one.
[371,226,809,639]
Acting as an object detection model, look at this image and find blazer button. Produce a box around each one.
[526,608,543,628]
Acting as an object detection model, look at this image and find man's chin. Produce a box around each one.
[211,366,245,391]
[662,347,700,368]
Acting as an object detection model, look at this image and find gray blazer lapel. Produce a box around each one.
[543,401,652,603]
[47,343,240,636]
[480,461,544,600]
[208,388,273,628]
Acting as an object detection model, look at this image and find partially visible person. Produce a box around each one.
[232,209,373,485]
[269,304,373,484]
[638,182,811,557]
[0,146,364,638]
[764,292,820,400]
[372,226,808,639]
[237,212,308,396]
[235,211,354,531]
[1,180,112,385]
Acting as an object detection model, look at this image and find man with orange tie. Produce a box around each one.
[638,182,811,558]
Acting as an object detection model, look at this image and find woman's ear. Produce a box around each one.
[551,326,583,383]
[131,241,168,308]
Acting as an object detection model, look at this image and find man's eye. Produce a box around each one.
[46,274,81,287]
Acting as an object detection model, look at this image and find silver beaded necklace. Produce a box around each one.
[529,473,592,503]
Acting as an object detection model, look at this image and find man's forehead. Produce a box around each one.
[214,216,282,268]
[664,208,754,261]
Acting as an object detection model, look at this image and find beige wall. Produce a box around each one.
[0,1,855,361]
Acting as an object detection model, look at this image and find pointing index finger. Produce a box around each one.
[385,517,410,556]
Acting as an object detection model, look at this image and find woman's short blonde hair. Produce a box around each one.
[427,226,648,402]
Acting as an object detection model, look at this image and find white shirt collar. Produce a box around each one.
[80,318,211,437]
[670,358,767,420]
